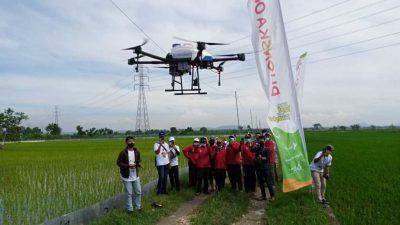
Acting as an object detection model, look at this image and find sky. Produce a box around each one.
[1,0,399,132]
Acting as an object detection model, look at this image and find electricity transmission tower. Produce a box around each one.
[54,106,59,125]
[134,66,150,133]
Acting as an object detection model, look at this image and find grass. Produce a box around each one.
[306,131,400,225]
[266,130,400,225]
[89,177,194,225]
[0,137,193,225]
[190,190,250,225]
[266,187,330,225]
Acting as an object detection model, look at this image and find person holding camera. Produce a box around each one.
[168,137,181,192]
[116,136,142,214]
[154,132,170,195]
[194,137,213,195]
[252,135,276,201]
[310,144,334,204]
[241,134,256,194]
[213,139,227,192]
[226,135,243,191]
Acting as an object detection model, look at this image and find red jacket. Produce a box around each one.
[241,143,255,166]
[264,140,275,163]
[226,142,241,165]
[196,145,212,168]
[213,147,227,169]
[183,145,199,165]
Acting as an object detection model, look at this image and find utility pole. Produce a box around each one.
[54,106,59,125]
[134,65,150,133]
[235,91,241,136]
[250,109,253,130]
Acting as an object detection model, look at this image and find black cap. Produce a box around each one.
[159,131,165,138]
[200,137,207,143]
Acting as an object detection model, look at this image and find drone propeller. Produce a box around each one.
[173,36,228,46]
[123,39,149,50]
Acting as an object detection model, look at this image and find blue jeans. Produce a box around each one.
[157,164,169,194]
[123,178,142,211]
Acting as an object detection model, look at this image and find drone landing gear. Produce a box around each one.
[165,66,207,95]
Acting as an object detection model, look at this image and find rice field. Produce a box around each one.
[305,131,400,225]
[1,131,399,225]
[0,137,193,225]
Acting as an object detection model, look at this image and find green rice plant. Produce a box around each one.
[0,137,193,225]
[305,131,400,225]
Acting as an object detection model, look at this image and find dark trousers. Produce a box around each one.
[156,164,169,194]
[188,161,197,187]
[169,165,180,191]
[243,165,256,193]
[209,168,215,189]
[196,167,210,193]
[227,164,242,191]
[256,164,275,198]
[214,169,226,191]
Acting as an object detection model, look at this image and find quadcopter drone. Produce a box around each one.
[124,37,246,95]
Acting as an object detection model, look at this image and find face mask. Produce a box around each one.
[229,138,235,142]
[127,143,134,148]
[217,144,223,149]
[245,139,251,143]
[193,142,199,147]
[265,137,271,141]
[201,143,206,147]
[169,141,174,145]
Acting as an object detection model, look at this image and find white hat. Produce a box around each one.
[194,138,199,142]
[169,137,175,141]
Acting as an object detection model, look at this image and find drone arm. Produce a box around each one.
[128,59,167,65]
[140,50,167,62]
[213,53,245,62]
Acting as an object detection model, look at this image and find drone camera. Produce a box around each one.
[128,58,135,65]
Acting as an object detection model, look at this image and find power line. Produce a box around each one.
[302,30,400,57]
[109,0,166,54]
[290,16,400,50]
[285,0,351,24]
[289,4,400,41]
[287,0,389,33]
[307,41,400,64]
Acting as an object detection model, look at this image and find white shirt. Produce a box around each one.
[154,142,170,166]
[122,150,138,181]
[169,145,180,167]
[310,151,332,173]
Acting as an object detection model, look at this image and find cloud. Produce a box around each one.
[1,0,400,132]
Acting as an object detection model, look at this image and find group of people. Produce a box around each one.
[116,132,334,214]
[182,132,278,201]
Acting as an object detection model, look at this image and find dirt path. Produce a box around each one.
[232,188,270,225]
[156,194,210,225]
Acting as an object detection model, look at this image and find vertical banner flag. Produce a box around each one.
[247,0,312,192]
[295,52,307,110]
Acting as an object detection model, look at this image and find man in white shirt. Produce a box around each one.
[154,132,170,195]
[168,137,181,191]
[116,136,142,214]
[310,144,334,204]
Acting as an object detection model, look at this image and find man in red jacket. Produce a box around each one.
[264,132,276,186]
[213,139,227,192]
[183,138,200,187]
[226,135,242,191]
[241,134,256,194]
[195,137,213,195]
